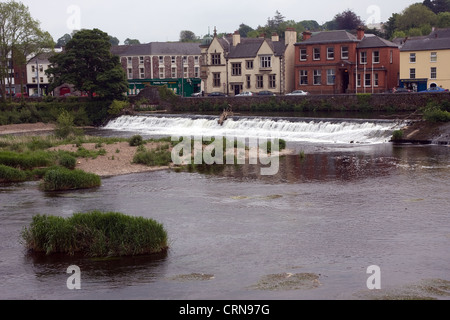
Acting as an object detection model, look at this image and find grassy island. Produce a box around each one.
[22,211,169,257]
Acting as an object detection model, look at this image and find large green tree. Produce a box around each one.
[396,4,437,33]
[0,0,54,102]
[46,28,127,100]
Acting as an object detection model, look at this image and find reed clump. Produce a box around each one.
[22,211,169,257]
[42,167,101,191]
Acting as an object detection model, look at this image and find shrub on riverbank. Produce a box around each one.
[21,211,168,257]
[42,167,101,191]
[422,103,450,122]
[133,145,172,166]
[0,150,53,170]
[0,164,27,182]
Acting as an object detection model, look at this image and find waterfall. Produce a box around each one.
[103,114,405,144]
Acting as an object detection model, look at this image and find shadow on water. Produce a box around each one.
[24,250,169,288]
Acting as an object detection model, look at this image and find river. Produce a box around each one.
[1,114,449,300]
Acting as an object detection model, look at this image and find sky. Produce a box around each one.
[19,0,420,44]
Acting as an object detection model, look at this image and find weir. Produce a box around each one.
[103,114,406,145]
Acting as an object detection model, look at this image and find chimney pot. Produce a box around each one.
[302,31,312,41]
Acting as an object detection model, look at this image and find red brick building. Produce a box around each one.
[294,27,400,94]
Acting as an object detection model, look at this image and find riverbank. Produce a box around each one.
[398,121,450,145]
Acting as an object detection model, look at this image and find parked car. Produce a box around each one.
[286,90,309,96]
[14,93,29,98]
[191,92,202,97]
[236,91,253,97]
[208,92,227,97]
[257,91,276,96]
[420,87,449,93]
[393,87,411,93]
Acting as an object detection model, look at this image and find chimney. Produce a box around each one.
[272,32,279,42]
[232,30,241,46]
[284,28,297,45]
[302,31,312,41]
[357,26,365,40]
[259,33,266,39]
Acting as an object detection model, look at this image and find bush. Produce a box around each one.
[42,167,101,191]
[133,147,172,166]
[129,135,144,147]
[392,130,404,141]
[0,164,27,183]
[0,151,53,170]
[58,153,77,169]
[108,100,129,116]
[55,110,83,138]
[22,211,168,257]
[423,105,450,122]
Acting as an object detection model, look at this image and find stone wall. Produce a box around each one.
[164,92,450,113]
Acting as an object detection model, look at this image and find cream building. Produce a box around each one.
[200,28,297,95]
[400,28,450,92]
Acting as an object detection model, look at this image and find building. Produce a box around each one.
[27,52,54,96]
[294,27,400,94]
[200,28,298,96]
[399,28,450,92]
[111,42,202,97]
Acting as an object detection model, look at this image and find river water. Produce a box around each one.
[1,114,449,300]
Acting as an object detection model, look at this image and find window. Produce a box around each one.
[194,56,199,64]
[409,53,416,63]
[171,56,176,64]
[410,68,416,79]
[40,77,44,83]
[127,68,133,79]
[431,67,437,79]
[374,73,379,87]
[213,73,221,87]
[365,74,371,87]
[31,65,36,73]
[327,47,335,60]
[159,67,165,78]
[184,67,188,78]
[327,69,335,85]
[390,50,393,64]
[246,75,251,89]
[313,70,321,85]
[194,67,200,78]
[139,56,144,64]
[269,75,276,89]
[32,77,36,83]
[256,75,264,88]
[232,63,242,76]
[373,51,380,64]
[360,52,367,64]
[313,48,320,60]
[183,56,187,64]
[140,68,145,79]
[357,74,361,87]
[211,54,221,65]
[127,57,132,65]
[159,56,164,65]
[300,70,308,85]
[341,46,349,59]
[431,52,437,62]
[171,67,177,78]
[246,60,254,69]
[260,56,272,69]
[300,48,307,61]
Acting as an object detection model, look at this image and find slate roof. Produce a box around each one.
[299,30,358,44]
[357,35,399,49]
[110,42,201,56]
[400,28,450,51]
[226,38,286,58]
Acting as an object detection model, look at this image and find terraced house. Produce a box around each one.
[111,42,202,96]
[294,27,400,94]
[399,28,450,92]
[200,28,298,95]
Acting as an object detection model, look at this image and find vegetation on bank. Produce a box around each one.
[21,211,168,257]
[421,101,450,122]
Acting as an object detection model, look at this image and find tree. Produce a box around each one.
[333,9,365,30]
[124,38,140,45]
[179,30,198,42]
[437,11,450,27]
[56,34,72,47]
[423,0,450,14]
[0,0,54,102]
[238,24,254,37]
[396,4,437,32]
[109,36,120,46]
[46,28,128,100]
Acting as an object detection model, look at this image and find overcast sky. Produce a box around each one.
[20,0,419,44]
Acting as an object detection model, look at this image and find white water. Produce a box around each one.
[103,115,405,144]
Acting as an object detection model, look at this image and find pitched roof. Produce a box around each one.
[110,42,201,56]
[213,36,287,59]
[400,37,450,51]
[300,30,358,44]
[357,35,399,49]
